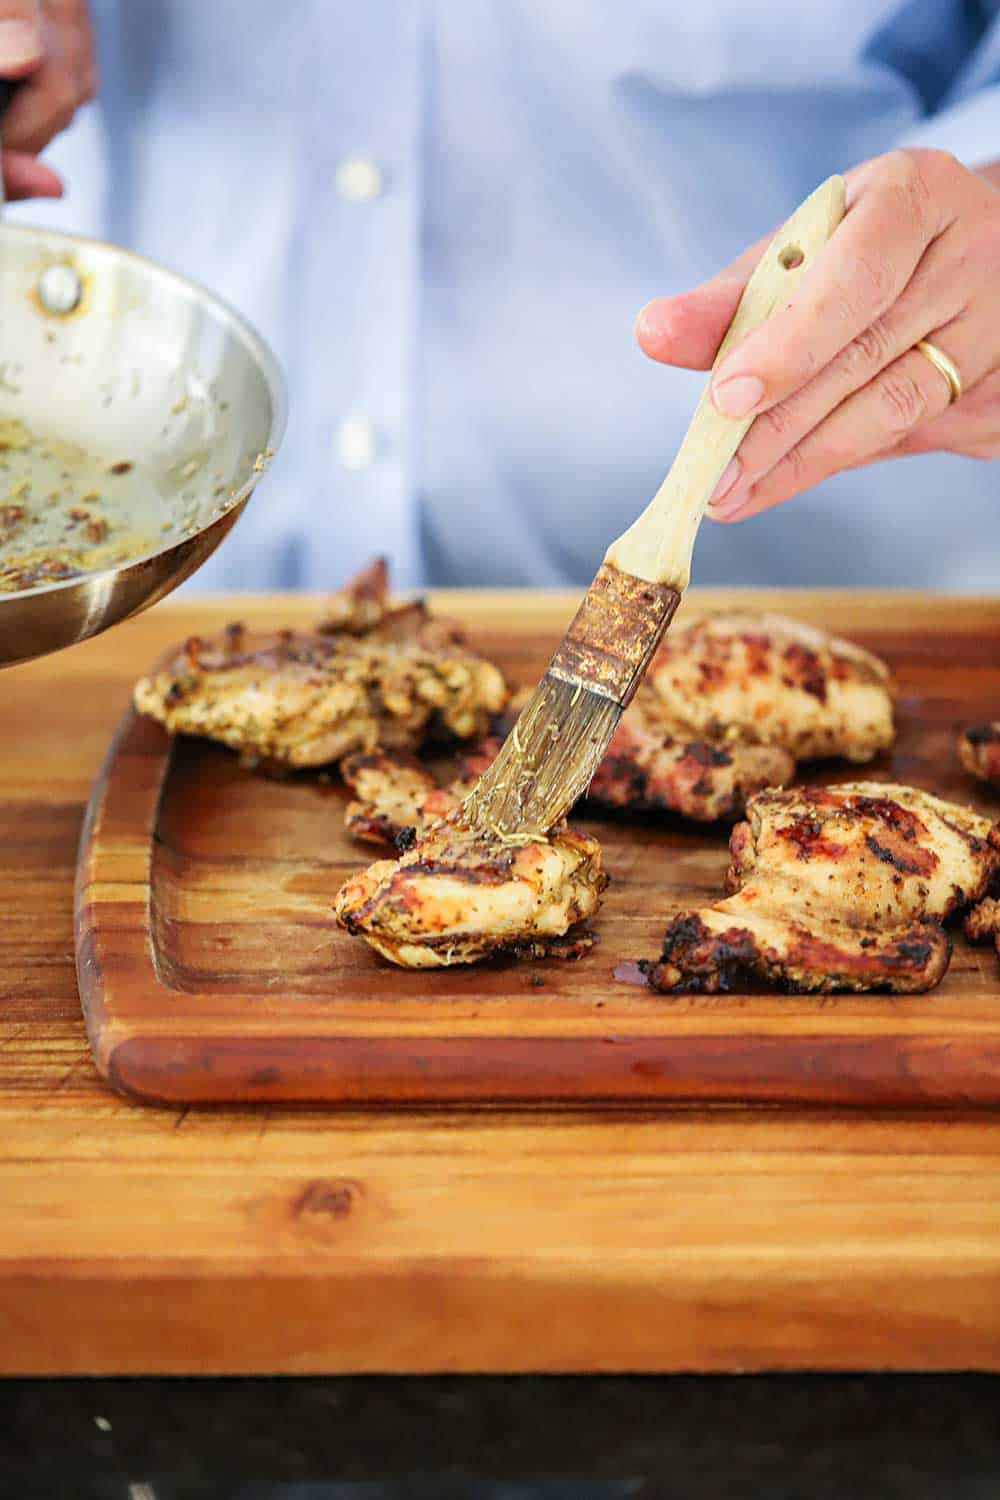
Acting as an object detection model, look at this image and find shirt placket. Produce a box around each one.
[294,0,423,589]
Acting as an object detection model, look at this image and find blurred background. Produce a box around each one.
[14,0,1000,593]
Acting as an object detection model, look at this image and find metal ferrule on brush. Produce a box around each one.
[462,565,681,835]
[546,564,682,710]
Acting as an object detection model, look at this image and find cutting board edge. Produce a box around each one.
[91,1027,1000,1108]
[74,704,171,1079]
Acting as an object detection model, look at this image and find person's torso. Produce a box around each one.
[17,0,1000,590]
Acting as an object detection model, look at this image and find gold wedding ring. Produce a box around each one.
[915,339,962,405]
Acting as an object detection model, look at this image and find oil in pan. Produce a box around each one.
[0,416,187,593]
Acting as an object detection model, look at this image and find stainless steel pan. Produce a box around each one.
[0,218,285,667]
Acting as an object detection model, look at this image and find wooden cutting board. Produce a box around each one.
[75,593,1000,1107]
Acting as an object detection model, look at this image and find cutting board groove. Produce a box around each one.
[75,600,1000,1106]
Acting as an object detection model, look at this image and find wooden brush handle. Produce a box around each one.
[606,174,846,589]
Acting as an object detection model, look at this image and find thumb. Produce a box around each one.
[0,0,42,77]
[634,234,769,371]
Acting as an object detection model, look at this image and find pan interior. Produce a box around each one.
[0,225,283,595]
[0,418,189,591]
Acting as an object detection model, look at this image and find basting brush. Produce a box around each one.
[463,174,846,836]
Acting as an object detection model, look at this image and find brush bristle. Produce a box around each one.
[461,673,622,835]
[462,563,681,835]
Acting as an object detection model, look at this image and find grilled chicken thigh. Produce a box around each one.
[959,723,1000,787]
[646,611,894,762]
[341,739,498,848]
[586,612,893,821]
[341,750,461,848]
[134,562,507,768]
[340,611,892,844]
[645,783,999,995]
[587,691,794,822]
[966,895,1000,960]
[335,812,606,968]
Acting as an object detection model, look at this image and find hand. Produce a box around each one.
[0,0,97,201]
[636,149,1000,523]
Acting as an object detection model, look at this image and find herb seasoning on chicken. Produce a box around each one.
[335,811,607,969]
[134,560,508,768]
[340,739,500,848]
[644,783,999,995]
[587,610,894,820]
[338,611,896,844]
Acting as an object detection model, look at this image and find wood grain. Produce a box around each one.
[77,593,1000,1107]
[4,590,1000,1374]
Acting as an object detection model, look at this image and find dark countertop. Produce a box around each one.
[7,1374,1000,1499]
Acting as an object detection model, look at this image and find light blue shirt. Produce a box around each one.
[17,0,1000,591]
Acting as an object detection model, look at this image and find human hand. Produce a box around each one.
[0,0,97,200]
[636,150,1000,522]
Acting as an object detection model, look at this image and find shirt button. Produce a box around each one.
[335,156,385,202]
[335,416,378,470]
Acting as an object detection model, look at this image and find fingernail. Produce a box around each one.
[635,300,666,342]
[707,483,750,521]
[0,20,42,68]
[712,374,765,419]
[708,458,741,506]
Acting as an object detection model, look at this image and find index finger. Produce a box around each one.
[709,151,948,420]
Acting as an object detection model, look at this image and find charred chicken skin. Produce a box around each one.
[341,750,464,848]
[587,694,794,822]
[335,811,607,968]
[645,611,894,763]
[134,560,507,768]
[959,723,1000,787]
[966,893,1000,960]
[340,612,893,843]
[587,611,893,821]
[645,783,999,995]
[341,739,498,849]
[342,715,789,838]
